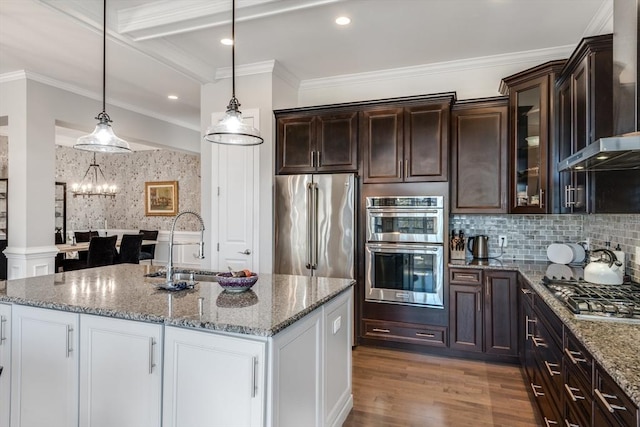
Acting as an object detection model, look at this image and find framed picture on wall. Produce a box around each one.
[145,181,179,216]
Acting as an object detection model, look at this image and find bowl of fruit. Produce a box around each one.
[216,269,258,293]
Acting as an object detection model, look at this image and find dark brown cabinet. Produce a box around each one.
[275,110,358,174]
[451,98,508,213]
[362,99,451,183]
[500,60,566,214]
[449,269,518,357]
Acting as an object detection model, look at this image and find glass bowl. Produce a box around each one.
[215,272,258,293]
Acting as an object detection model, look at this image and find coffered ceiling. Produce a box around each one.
[0,0,612,132]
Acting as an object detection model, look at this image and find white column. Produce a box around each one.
[0,77,58,278]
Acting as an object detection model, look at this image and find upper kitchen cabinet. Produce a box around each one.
[451,98,509,213]
[555,35,633,213]
[500,60,566,214]
[362,95,454,183]
[275,110,358,174]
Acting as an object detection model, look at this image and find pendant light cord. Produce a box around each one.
[231,0,236,101]
[102,0,107,115]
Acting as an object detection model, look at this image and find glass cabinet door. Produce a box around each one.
[511,77,549,213]
[55,182,66,244]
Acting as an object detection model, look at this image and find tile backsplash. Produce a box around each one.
[451,214,640,282]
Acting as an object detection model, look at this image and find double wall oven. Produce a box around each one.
[365,196,444,307]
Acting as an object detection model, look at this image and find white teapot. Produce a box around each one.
[584,249,624,285]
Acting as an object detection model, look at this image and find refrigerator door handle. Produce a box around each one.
[312,182,319,269]
[305,182,313,270]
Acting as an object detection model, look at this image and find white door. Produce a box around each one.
[0,304,11,427]
[162,326,266,427]
[11,305,79,427]
[210,110,260,273]
[79,315,162,427]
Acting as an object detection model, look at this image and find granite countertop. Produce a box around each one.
[0,264,354,337]
[450,258,640,408]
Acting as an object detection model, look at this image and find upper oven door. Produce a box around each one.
[366,208,444,243]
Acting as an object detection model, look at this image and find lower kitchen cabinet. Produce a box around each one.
[80,315,162,427]
[10,305,79,427]
[520,279,640,427]
[162,326,266,427]
[449,269,518,357]
[0,304,10,427]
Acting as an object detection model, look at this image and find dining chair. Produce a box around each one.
[63,235,117,271]
[138,230,159,264]
[74,230,99,262]
[117,234,144,264]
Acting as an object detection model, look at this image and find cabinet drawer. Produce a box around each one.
[564,362,592,426]
[450,269,482,284]
[594,365,639,427]
[363,319,447,347]
[564,332,592,387]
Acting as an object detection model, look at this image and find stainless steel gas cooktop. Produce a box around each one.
[542,276,640,323]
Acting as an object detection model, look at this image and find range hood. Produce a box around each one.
[558,133,640,171]
[559,0,640,172]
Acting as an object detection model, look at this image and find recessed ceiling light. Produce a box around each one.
[220,38,233,46]
[575,166,584,170]
[335,16,351,26]
[596,155,609,160]
[167,95,178,100]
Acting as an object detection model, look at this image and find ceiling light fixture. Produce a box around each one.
[204,0,263,146]
[335,16,351,25]
[71,153,118,198]
[75,0,131,153]
[167,95,179,100]
[220,38,233,46]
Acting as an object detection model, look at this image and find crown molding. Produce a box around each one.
[583,0,613,36]
[0,70,199,132]
[299,45,576,91]
[214,59,300,89]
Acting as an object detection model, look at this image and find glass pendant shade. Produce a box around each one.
[75,113,131,153]
[204,98,263,146]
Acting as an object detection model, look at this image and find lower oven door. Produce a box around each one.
[365,243,444,307]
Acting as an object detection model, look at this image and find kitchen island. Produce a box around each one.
[0,264,354,427]
[451,259,640,423]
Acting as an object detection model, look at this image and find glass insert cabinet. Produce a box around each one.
[55,182,66,244]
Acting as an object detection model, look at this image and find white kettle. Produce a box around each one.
[584,249,624,285]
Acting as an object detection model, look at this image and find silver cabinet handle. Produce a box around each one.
[455,274,477,281]
[238,249,251,255]
[594,388,628,413]
[544,417,559,426]
[486,277,490,296]
[310,151,316,168]
[564,420,580,427]
[404,159,408,179]
[539,189,545,208]
[251,357,258,398]
[564,384,585,401]
[530,383,545,397]
[564,348,586,364]
[544,361,560,377]
[0,315,6,344]
[66,325,73,358]
[316,151,321,167]
[415,332,435,338]
[148,338,156,374]
[521,288,532,295]
[532,336,547,348]
[398,160,403,178]
[372,328,390,333]
[305,182,313,269]
[525,316,536,340]
[477,290,481,312]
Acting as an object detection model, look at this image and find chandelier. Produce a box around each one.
[71,153,117,198]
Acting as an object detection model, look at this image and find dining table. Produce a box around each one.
[56,240,158,254]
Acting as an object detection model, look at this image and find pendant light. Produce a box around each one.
[204,0,263,146]
[75,0,131,153]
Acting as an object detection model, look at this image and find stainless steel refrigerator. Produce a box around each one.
[274,173,355,279]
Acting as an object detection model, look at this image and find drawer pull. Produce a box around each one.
[594,388,627,413]
[521,288,532,295]
[564,420,579,427]
[564,348,586,364]
[532,336,547,348]
[525,315,536,340]
[530,383,545,397]
[544,361,560,377]
[455,274,477,281]
[544,417,558,426]
[0,315,6,344]
[564,384,585,401]
[372,328,390,334]
[415,332,435,338]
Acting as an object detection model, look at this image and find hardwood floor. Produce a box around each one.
[343,346,541,427]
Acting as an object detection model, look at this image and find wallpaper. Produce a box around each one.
[55,146,201,232]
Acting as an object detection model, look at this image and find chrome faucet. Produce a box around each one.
[166,210,205,286]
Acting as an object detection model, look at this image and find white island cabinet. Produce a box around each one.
[0,303,11,427]
[10,306,79,427]
[79,315,163,427]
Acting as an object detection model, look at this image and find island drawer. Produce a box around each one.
[363,319,447,347]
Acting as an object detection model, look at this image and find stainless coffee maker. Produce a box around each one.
[468,235,489,259]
